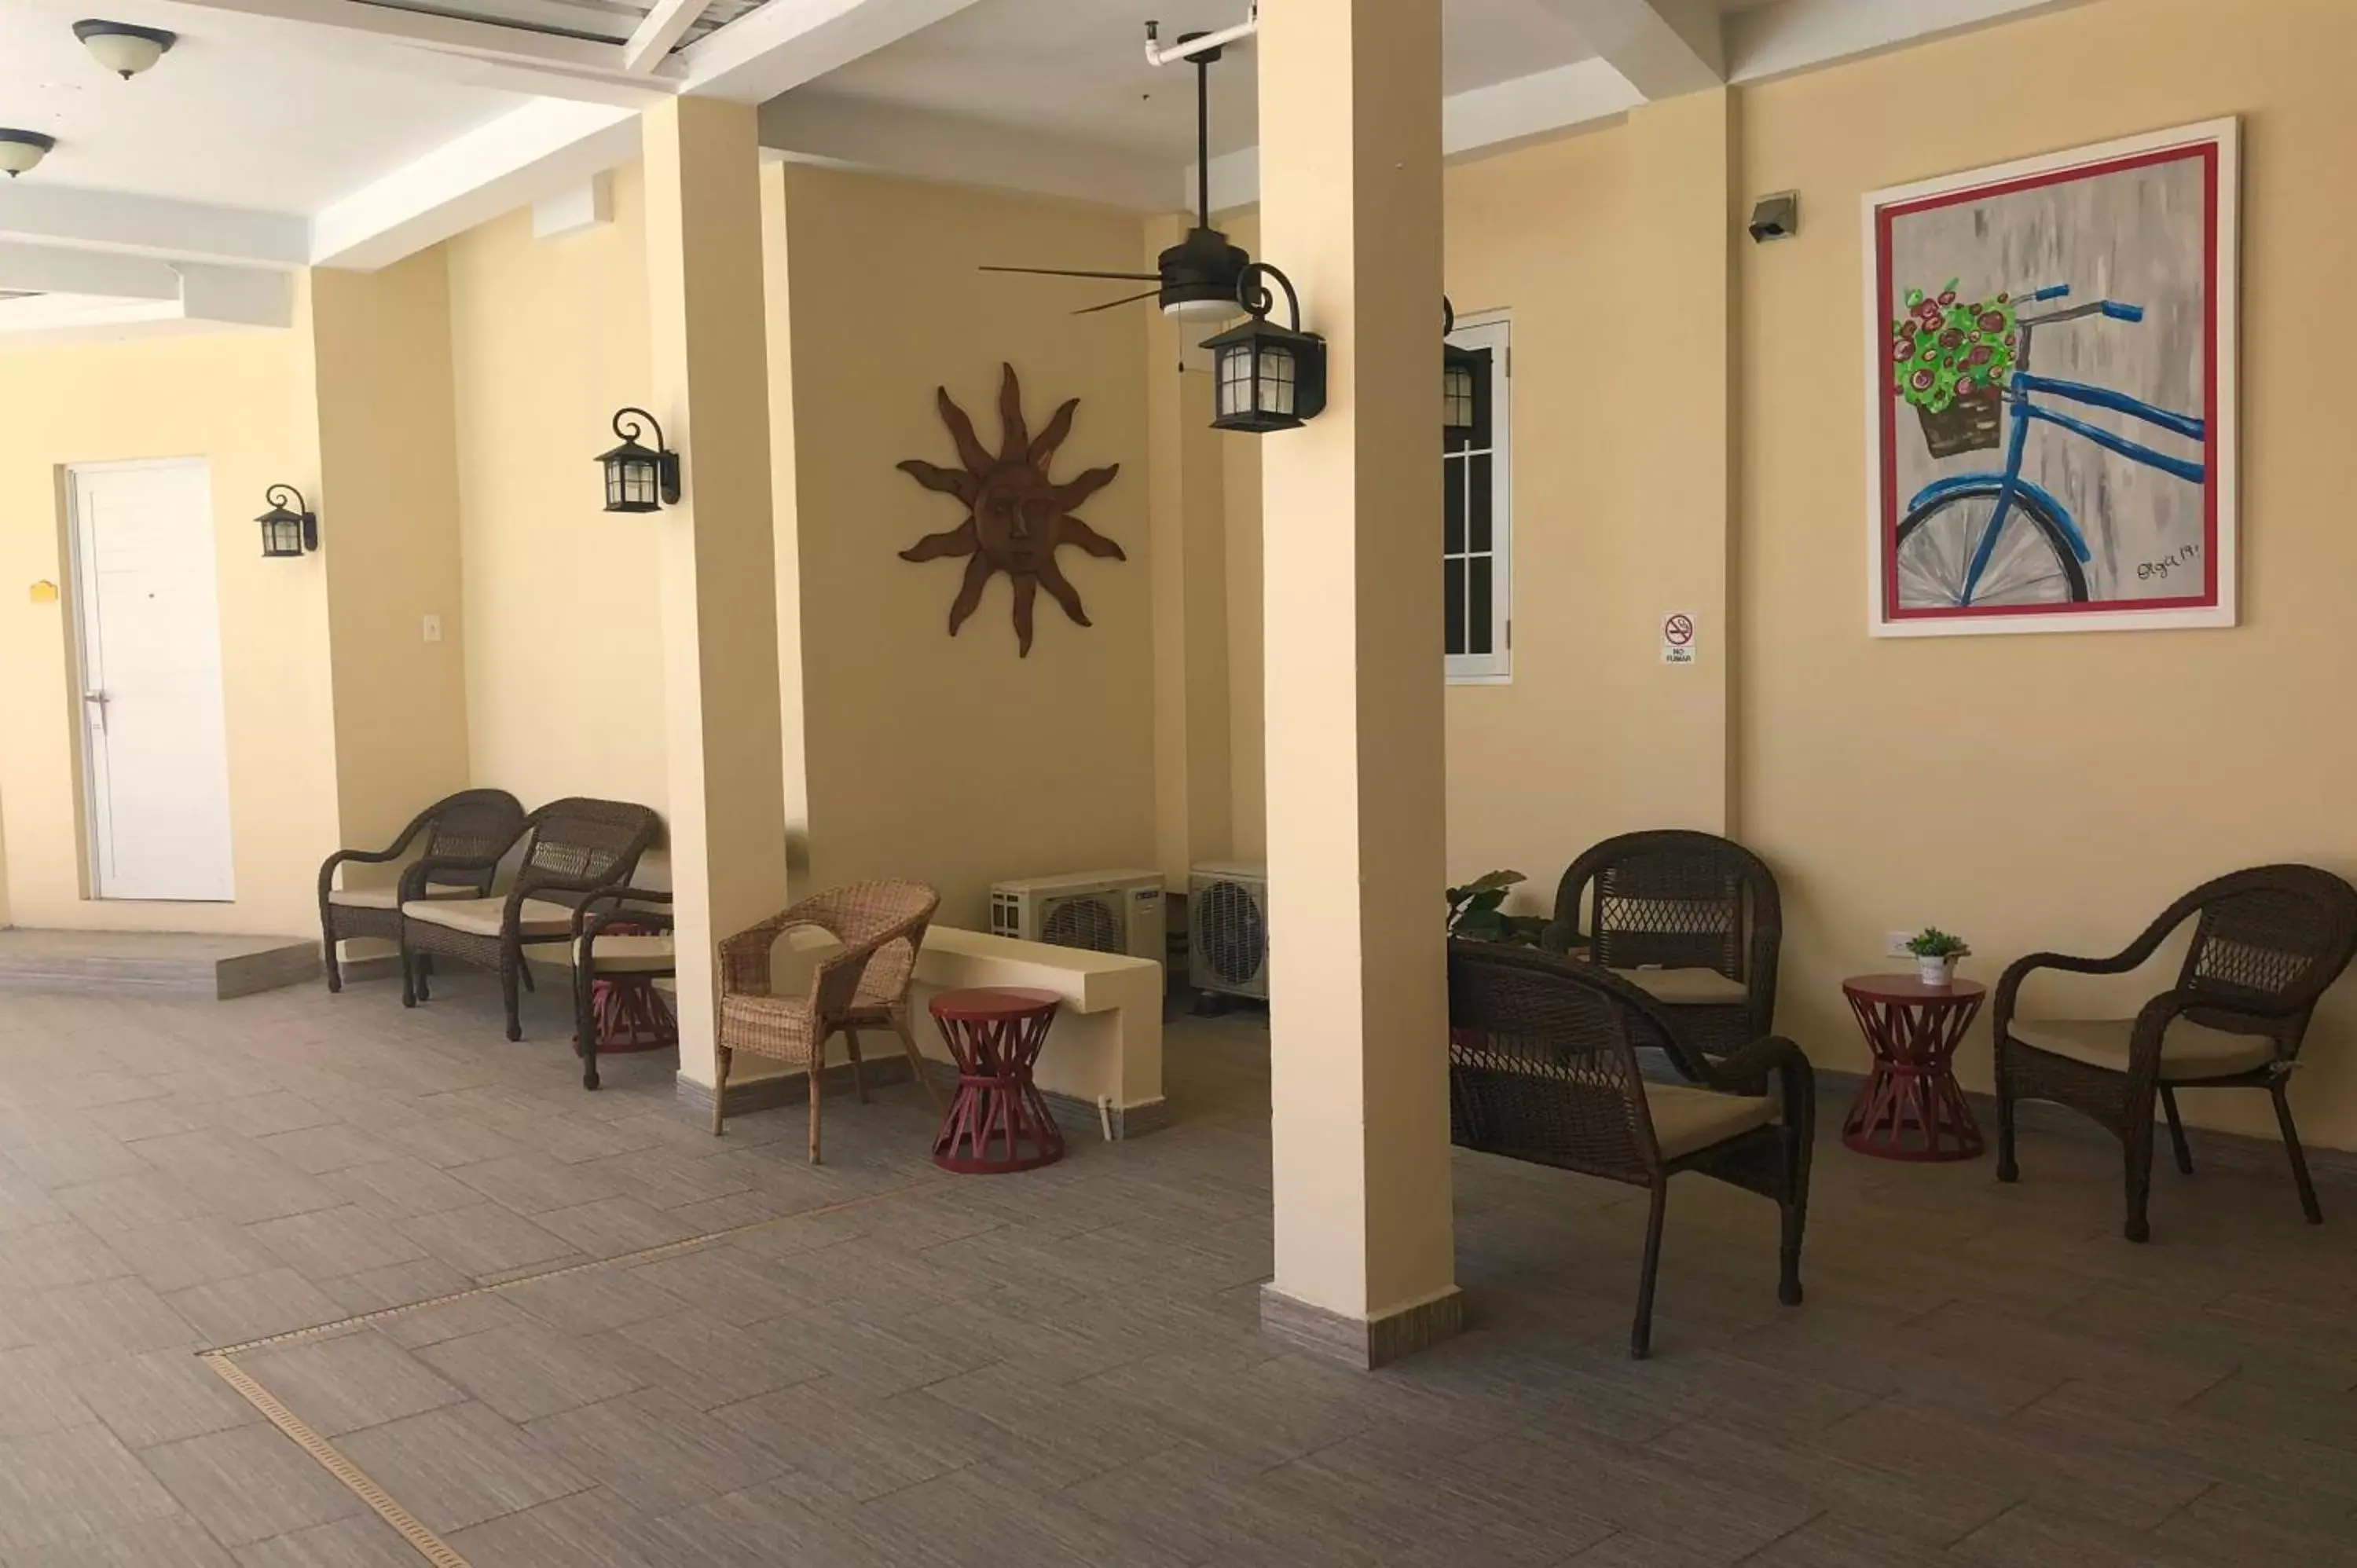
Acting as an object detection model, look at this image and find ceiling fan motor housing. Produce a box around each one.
[1160,228,1252,318]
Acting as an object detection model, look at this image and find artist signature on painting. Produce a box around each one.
[2136,542,2202,582]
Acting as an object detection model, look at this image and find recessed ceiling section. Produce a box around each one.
[349,0,765,49]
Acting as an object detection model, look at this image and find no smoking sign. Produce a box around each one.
[1661,612,1696,665]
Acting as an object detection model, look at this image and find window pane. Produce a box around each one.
[1444,557,1466,655]
[1468,557,1493,654]
[1468,454,1492,554]
[1465,348,1494,449]
[1443,458,1465,555]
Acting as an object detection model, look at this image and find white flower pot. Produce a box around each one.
[1916,955,1957,987]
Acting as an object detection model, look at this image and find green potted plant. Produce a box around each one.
[1446,870,1550,947]
[1905,927,1971,987]
[1890,280,2019,459]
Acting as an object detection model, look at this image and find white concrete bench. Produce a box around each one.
[669,924,1168,1138]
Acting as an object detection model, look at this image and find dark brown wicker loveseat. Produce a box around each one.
[1544,830,1782,1065]
[1995,863,2357,1243]
[317,789,525,993]
[399,797,662,1042]
[1448,940,1814,1358]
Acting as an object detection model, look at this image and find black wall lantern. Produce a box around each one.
[255,485,317,558]
[1442,297,1489,444]
[597,407,680,512]
[1204,263,1327,434]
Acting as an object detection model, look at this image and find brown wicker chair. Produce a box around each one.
[1545,830,1783,1066]
[399,797,662,1042]
[317,790,525,993]
[713,881,943,1162]
[1994,863,2357,1244]
[1448,940,1814,1359]
[570,888,675,1092]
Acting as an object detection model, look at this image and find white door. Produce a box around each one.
[69,460,236,902]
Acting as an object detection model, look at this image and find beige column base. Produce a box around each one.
[1259,1284,1465,1370]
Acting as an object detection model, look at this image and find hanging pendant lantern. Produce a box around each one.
[1442,297,1490,442]
[255,485,318,558]
[1203,263,1327,434]
[597,407,680,512]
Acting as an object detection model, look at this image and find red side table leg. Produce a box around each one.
[1842,984,1985,1161]
[929,991,1065,1174]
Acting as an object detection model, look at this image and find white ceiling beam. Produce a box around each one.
[163,0,682,105]
[1538,0,1723,98]
[681,0,989,102]
[0,183,309,267]
[1194,57,1646,214]
[1727,0,2088,82]
[761,93,1176,212]
[178,263,295,328]
[623,0,717,72]
[310,97,640,269]
[0,242,185,302]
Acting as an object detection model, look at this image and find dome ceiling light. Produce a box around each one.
[73,19,178,79]
[0,130,57,178]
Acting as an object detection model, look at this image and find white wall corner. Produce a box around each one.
[533,173,618,240]
[1540,0,1725,99]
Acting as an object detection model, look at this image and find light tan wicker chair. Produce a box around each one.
[713,881,943,1161]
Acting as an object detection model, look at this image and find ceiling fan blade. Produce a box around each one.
[1074,289,1163,317]
[981,265,1164,282]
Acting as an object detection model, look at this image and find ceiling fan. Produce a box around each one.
[981,30,1249,321]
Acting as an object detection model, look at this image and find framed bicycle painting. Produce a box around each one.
[1863,117,2238,636]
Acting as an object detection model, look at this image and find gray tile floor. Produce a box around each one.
[1,974,2354,1565]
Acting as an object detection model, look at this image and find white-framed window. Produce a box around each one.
[1445,315,1511,683]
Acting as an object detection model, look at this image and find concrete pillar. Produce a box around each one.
[1146,212,1234,888]
[642,97,791,1092]
[1257,0,1460,1368]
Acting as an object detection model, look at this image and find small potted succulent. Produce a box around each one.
[1905,927,1970,987]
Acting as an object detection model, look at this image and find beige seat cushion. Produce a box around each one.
[569,934,675,974]
[1647,1083,1776,1160]
[401,896,577,939]
[1611,966,1747,1006]
[328,886,399,910]
[2009,1017,2276,1082]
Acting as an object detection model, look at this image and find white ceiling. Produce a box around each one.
[798,0,1622,165]
[0,0,526,212]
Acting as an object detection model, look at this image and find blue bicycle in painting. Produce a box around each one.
[1894,284,2207,609]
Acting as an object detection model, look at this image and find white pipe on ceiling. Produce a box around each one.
[1143,3,1258,67]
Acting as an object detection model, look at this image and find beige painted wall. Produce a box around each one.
[1186,0,2357,1151]
[773,166,1159,929]
[445,162,667,814]
[0,326,340,935]
[310,255,471,863]
[1740,0,2357,1144]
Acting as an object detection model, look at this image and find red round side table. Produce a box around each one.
[927,987,1066,1175]
[1841,974,1986,1161]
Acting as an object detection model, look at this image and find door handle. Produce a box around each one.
[82,690,109,734]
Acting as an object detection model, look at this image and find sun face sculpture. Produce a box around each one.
[899,363,1124,657]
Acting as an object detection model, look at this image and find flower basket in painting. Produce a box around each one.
[1891,280,2018,460]
[1915,394,2003,459]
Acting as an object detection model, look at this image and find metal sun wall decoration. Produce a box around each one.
[899,363,1124,657]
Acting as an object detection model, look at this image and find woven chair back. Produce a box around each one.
[2172,866,2357,1046]
[1590,847,1746,977]
[419,791,525,884]
[520,799,661,896]
[1447,941,1669,1181]
[799,881,939,1022]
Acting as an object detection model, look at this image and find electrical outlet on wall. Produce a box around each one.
[422,614,442,644]
[1886,930,1916,958]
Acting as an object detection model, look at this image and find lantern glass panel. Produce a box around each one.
[1258,345,1296,416]
[1444,363,1476,433]
[1217,342,1254,420]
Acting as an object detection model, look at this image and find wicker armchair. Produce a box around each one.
[570,888,676,1092]
[713,881,943,1162]
[400,797,662,1042]
[317,790,525,993]
[1545,830,1783,1066]
[1448,940,1814,1358]
[1995,863,2357,1243]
